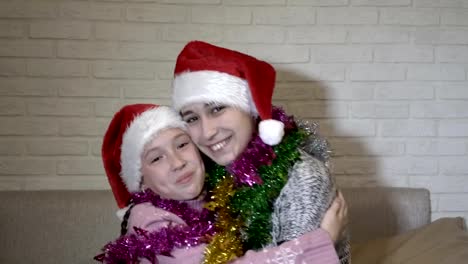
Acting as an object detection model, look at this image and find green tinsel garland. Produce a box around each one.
[206,128,308,250]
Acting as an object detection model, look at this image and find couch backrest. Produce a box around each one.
[343,187,431,243]
[0,187,431,263]
[0,190,118,264]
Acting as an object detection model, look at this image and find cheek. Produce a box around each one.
[184,146,201,161]
[236,131,251,153]
[141,166,166,187]
[187,126,202,144]
[236,116,254,145]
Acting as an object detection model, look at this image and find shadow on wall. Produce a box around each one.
[273,68,379,187]
[273,69,415,236]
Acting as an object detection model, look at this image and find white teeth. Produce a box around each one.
[211,139,227,151]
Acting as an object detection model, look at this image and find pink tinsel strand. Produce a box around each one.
[95,190,216,264]
[226,107,296,186]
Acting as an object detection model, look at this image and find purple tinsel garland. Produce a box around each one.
[95,190,215,264]
[226,107,296,186]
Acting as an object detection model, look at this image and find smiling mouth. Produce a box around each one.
[176,172,193,184]
[210,136,231,152]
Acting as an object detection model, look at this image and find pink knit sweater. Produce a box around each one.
[127,200,339,264]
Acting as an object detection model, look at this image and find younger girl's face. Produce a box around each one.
[140,128,205,201]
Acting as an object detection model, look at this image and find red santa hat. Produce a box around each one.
[101,104,186,210]
[172,41,284,146]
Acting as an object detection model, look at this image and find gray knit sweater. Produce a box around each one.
[270,149,350,264]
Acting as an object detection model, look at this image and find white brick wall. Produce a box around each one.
[0,0,467,221]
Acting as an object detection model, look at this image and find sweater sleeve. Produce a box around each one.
[127,202,186,233]
[230,228,339,264]
[270,150,351,264]
[271,150,336,244]
[126,202,206,264]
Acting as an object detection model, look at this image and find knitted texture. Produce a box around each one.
[270,144,351,263]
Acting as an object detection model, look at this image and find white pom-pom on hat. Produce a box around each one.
[259,119,285,146]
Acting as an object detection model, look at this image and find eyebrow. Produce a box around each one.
[173,131,189,140]
[180,109,193,118]
[181,103,219,117]
[143,131,189,157]
[143,146,161,161]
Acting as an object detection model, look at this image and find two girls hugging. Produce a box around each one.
[96,41,350,264]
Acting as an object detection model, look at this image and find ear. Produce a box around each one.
[251,115,259,132]
[139,178,146,191]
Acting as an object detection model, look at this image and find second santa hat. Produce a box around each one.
[102,104,186,209]
[172,41,284,146]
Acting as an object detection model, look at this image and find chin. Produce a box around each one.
[215,159,230,166]
[186,184,203,199]
[211,153,237,166]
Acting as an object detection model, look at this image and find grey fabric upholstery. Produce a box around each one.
[0,190,118,264]
[0,187,431,263]
[342,187,431,243]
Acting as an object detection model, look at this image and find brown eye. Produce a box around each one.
[184,116,198,124]
[177,142,189,149]
[211,105,225,113]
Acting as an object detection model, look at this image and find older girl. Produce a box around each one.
[172,41,350,263]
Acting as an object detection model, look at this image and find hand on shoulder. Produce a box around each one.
[320,191,349,243]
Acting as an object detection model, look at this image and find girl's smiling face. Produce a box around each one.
[140,128,205,201]
[180,102,255,166]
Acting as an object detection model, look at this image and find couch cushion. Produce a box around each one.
[352,217,468,264]
[0,190,119,264]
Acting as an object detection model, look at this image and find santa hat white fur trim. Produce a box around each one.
[172,70,258,115]
[116,206,130,221]
[121,106,186,192]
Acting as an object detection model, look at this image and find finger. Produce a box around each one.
[336,199,347,219]
[340,198,348,216]
[334,191,343,204]
[343,207,349,225]
[342,210,349,225]
[342,207,348,221]
[337,190,345,201]
[331,197,340,210]
[341,198,348,216]
[337,191,348,211]
[333,191,343,207]
[328,197,341,215]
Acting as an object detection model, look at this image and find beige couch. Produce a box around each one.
[0,187,465,264]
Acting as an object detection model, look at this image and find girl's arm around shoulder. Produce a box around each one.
[230,228,339,264]
[126,203,206,264]
[127,202,186,234]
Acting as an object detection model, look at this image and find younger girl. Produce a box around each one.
[95,103,347,264]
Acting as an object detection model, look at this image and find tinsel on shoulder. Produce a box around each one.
[296,119,332,168]
[94,189,216,264]
[204,106,331,254]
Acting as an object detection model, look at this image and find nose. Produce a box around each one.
[169,151,186,171]
[200,116,217,140]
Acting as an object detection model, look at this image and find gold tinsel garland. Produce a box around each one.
[203,175,244,264]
